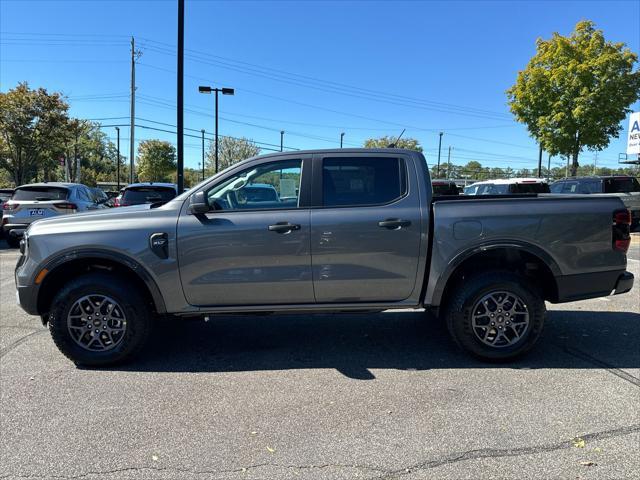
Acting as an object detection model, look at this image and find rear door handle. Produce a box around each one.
[378,218,411,229]
[268,222,301,233]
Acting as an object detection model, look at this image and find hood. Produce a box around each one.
[26,203,174,236]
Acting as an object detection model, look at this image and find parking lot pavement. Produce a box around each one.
[1,239,638,480]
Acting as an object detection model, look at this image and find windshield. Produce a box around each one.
[12,186,69,201]
[603,177,640,193]
[463,185,478,195]
[121,187,176,205]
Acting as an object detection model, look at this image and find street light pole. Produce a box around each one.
[447,146,452,179]
[115,127,120,190]
[176,0,184,194]
[199,86,234,174]
[215,89,219,173]
[436,132,443,178]
[537,144,543,178]
[201,129,205,180]
[280,130,284,152]
[340,132,345,148]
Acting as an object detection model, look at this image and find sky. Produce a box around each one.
[1,0,639,173]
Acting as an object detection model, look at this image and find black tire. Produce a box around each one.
[48,272,152,366]
[444,271,546,361]
[6,235,20,248]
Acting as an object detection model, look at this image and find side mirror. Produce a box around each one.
[188,191,210,214]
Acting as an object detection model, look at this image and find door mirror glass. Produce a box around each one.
[188,191,210,214]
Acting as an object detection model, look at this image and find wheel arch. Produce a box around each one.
[36,249,167,322]
[431,242,561,309]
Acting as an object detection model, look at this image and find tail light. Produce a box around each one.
[2,202,18,211]
[55,202,78,211]
[612,209,631,253]
[113,198,122,207]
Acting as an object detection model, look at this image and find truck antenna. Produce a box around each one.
[387,129,406,148]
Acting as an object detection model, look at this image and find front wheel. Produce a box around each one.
[444,271,546,361]
[48,273,152,366]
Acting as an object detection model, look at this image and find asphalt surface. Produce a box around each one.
[1,238,639,480]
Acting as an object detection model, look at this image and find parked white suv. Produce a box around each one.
[465,178,550,195]
[2,183,107,247]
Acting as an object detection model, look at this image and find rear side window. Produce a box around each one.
[603,177,640,193]
[122,187,176,204]
[322,157,406,207]
[432,182,459,196]
[12,187,69,201]
[510,183,550,194]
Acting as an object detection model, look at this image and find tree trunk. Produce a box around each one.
[570,150,579,177]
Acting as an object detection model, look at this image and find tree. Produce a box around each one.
[363,136,423,152]
[507,20,640,176]
[0,82,69,185]
[206,136,261,174]
[136,140,176,182]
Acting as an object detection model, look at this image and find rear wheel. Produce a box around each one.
[48,273,152,366]
[444,271,546,361]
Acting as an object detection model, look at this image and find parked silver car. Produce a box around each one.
[2,182,106,247]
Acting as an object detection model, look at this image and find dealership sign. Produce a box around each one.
[628,112,640,155]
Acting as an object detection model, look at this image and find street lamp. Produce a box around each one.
[340,132,345,148]
[115,127,121,190]
[199,85,234,173]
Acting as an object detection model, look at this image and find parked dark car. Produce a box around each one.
[431,180,460,196]
[113,183,178,207]
[550,176,640,227]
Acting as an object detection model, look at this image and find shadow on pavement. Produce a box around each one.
[113,310,640,379]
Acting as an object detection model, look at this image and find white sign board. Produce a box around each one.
[279,178,297,198]
[627,112,640,155]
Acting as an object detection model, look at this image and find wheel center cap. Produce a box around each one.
[497,316,504,322]
[93,320,101,327]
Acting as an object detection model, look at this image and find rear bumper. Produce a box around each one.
[3,223,28,238]
[613,271,634,295]
[554,269,634,303]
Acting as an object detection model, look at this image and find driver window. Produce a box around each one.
[206,159,302,211]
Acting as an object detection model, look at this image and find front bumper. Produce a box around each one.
[14,253,40,316]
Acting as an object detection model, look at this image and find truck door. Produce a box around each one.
[310,154,423,303]
[177,157,315,307]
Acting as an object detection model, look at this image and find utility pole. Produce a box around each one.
[547,154,551,182]
[593,152,598,175]
[340,132,345,148]
[565,156,569,178]
[201,129,205,181]
[537,144,543,178]
[280,130,284,152]
[115,127,121,190]
[129,37,137,184]
[436,132,443,177]
[176,0,185,193]
[447,146,452,179]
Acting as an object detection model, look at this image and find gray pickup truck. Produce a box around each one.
[14,149,634,366]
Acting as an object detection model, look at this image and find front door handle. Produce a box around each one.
[268,222,301,233]
[378,218,411,229]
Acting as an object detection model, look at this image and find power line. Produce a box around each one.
[137,37,512,120]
